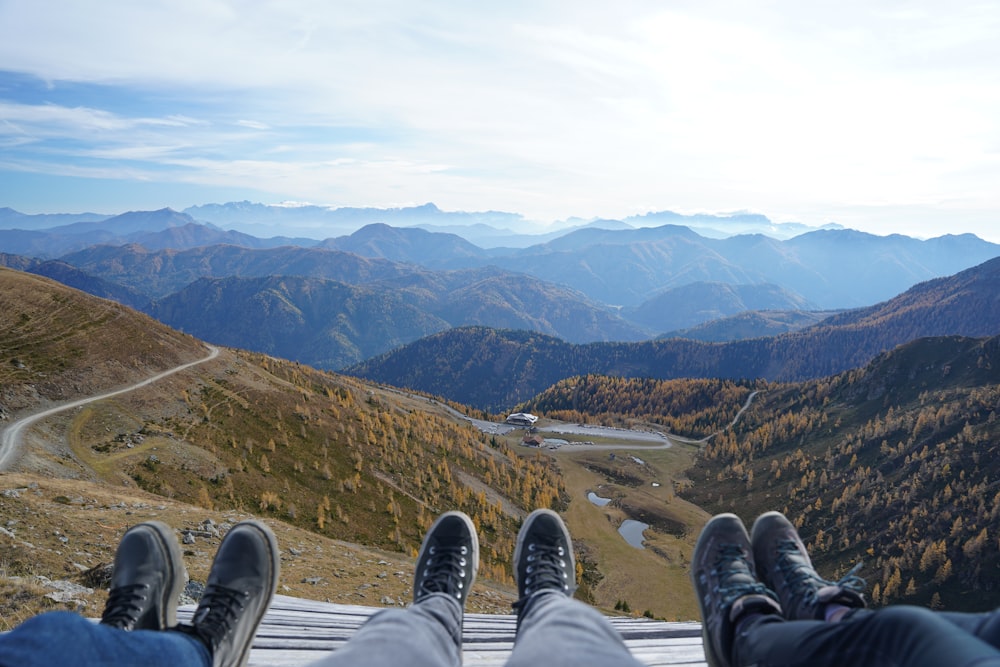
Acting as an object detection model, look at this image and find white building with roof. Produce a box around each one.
[505,412,538,427]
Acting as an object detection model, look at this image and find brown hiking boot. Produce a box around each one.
[751,511,865,621]
[691,514,781,667]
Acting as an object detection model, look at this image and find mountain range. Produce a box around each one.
[348,256,1000,410]
[2,204,999,387]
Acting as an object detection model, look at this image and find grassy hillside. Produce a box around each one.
[1,267,563,592]
[0,267,206,412]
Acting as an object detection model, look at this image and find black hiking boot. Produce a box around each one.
[413,511,479,605]
[512,509,576,619]
[176,520,279,667]
[101,521,185,631]
[751,511,865,621]
[692,514,781,667]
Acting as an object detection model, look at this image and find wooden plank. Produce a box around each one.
[175,595,708,667]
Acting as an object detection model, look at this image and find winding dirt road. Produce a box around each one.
[0,344,220,471]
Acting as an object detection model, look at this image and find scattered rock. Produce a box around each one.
[3,488,22,498]
[288,547,303,557]
[302,576,324,585]
[80,563,114,589]
[35,575,94,605]
[183,580,205,603]
[182,532,197,545]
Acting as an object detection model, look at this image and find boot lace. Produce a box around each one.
[417,544,470,599]
[775,539,865,608]
[522,541,569,597]
[190,584,249,648]
[714,544,774,608]
[102,583,150,628]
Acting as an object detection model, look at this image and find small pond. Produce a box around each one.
[587,491,612,507]
[618,519,649,549]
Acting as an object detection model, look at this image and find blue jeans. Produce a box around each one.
[0,611,210,667]
[736,606,1000,667]
[307,591,646,667]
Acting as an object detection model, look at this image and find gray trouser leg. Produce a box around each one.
[506,592,645,667]
[307,593,463,667]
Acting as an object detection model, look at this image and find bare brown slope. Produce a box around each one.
[0,267,562,613]
[0,266,207,414]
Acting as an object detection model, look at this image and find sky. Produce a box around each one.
[1,1,998,241]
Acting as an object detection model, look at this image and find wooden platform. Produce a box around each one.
[180,595,708,666]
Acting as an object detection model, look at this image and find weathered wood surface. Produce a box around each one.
[179,595,708,666]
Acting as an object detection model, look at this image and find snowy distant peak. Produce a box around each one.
[181,201,529,240]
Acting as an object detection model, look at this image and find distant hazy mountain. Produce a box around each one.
[320,222,999,309]
[183,201,529,241]
[620,210,843,239]
[151,275,449,369]
[7,204,998,312]
[487,227,1000,309]
[626,282,814,333]
[59,244,417,298]
[0,207,108,230]
[660,309,841,342]
[0,253,151,310]
[180,201,841,246]
[146,267,644,368]
[0,208,313,257]
[317,223,489,267]
[348,256,1000,409]
[58,243,645,343]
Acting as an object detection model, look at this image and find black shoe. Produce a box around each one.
[751,511,865,621]
[101,521,185,631]
[413,511,479,605]
[691,514,781,667]
[178,520,279,667]
[513,509,576,608]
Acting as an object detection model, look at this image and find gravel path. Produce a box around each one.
[0,344,219,470]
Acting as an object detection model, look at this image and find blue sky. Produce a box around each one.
[1,1,998,241]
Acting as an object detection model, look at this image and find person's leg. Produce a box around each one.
[936,610,1000,649]
[736,607,1000,667]
[0,611,210,667]
[307,594,464,667]
[505,509,644,667]
[507,591,644,667]
[308,511,478,667]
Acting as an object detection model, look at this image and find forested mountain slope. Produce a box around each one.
[350,257,1000,410]
[514,336,1000,608]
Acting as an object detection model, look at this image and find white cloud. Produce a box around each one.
[0,0,998,238]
